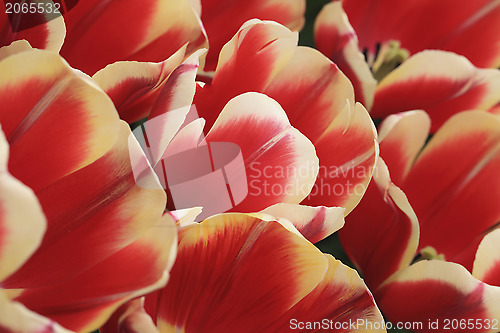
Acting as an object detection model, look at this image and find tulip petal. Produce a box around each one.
[0,49,120,193]
[473,229,500,286]
[0,129,46,283]
[0,4,65,52]
[153,213,326,332]
[0,291,72,333]
[372,50,500,132]
[147,213,383,333]
[200,0,305,71]
[0,40,34,62]
[314,1,376,109]
[60,0,206,75]
[339,158,419,289]
[0,50,176,332]
[302,102,378,214]
[261,203,345,244]
[162,118,205,158]
[377,261,500,332]
[92,45,187,124]
[402,111,500,269]
[195,20,298,128]
[3,127,176,332]
[268,255,386,333]
[378,110,431,184]
[342,0,500,68]
[205,92,318,213]
[143,50,204,165]
[100,298,160,333]
[195,20,378,213]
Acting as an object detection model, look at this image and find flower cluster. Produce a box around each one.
[0,1,499,332]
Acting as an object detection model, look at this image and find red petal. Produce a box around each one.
[0,50,176,332]
[402,111,500,269]
[342,0,500,68]
[60,0,206,75]
[194,20,299,130]
[339,158,419,289]
[200,1,305,71]
[93,46,187,124]
[146,213,383,332]
[268,255,386,333]
[377,261,500,333]
[303,102,378,214]
[378,110,431,184]
[372,51,500,132]
[195,20,378,213]
[0,5,65,51]
[142,51,203,165]
[314,1,376,109]
[203,92,318,215]
[0,49,121,192]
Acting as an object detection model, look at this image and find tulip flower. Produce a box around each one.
[339,0,500,69]
[314,2,500,131]
[96,19,379,243]
[338,110,500,331]
[0,43,177,332]
[101,213,387,333]
[183,20,378,232]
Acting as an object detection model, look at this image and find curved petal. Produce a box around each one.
[200,0,305,71]
[145,213,384,333]
[261,203,345,244]
[377,261,500,333]
[142,50,204,166]
[314,1,376,109]
[0,48,120,192]
[473,229,500,286]
[402,111,500,269]
[0,3,65,52]
[303,101,378,214]
[60,0,206,75]
[378,110,431,185]
[342,0,500,68]
[0,129,46,283]
[372,51,500,132]
[0,50,176,332]
[100,298,159,333]
[268,255,386,333]
[162,118,205,158]
[3,126,176,332]
[0,40,35,62]
[92,45,187,124]
[195,19,299,129]
[339,158,419,289]
[205,92,319,213]
[195,20,379,213]
[0,291,72,333]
